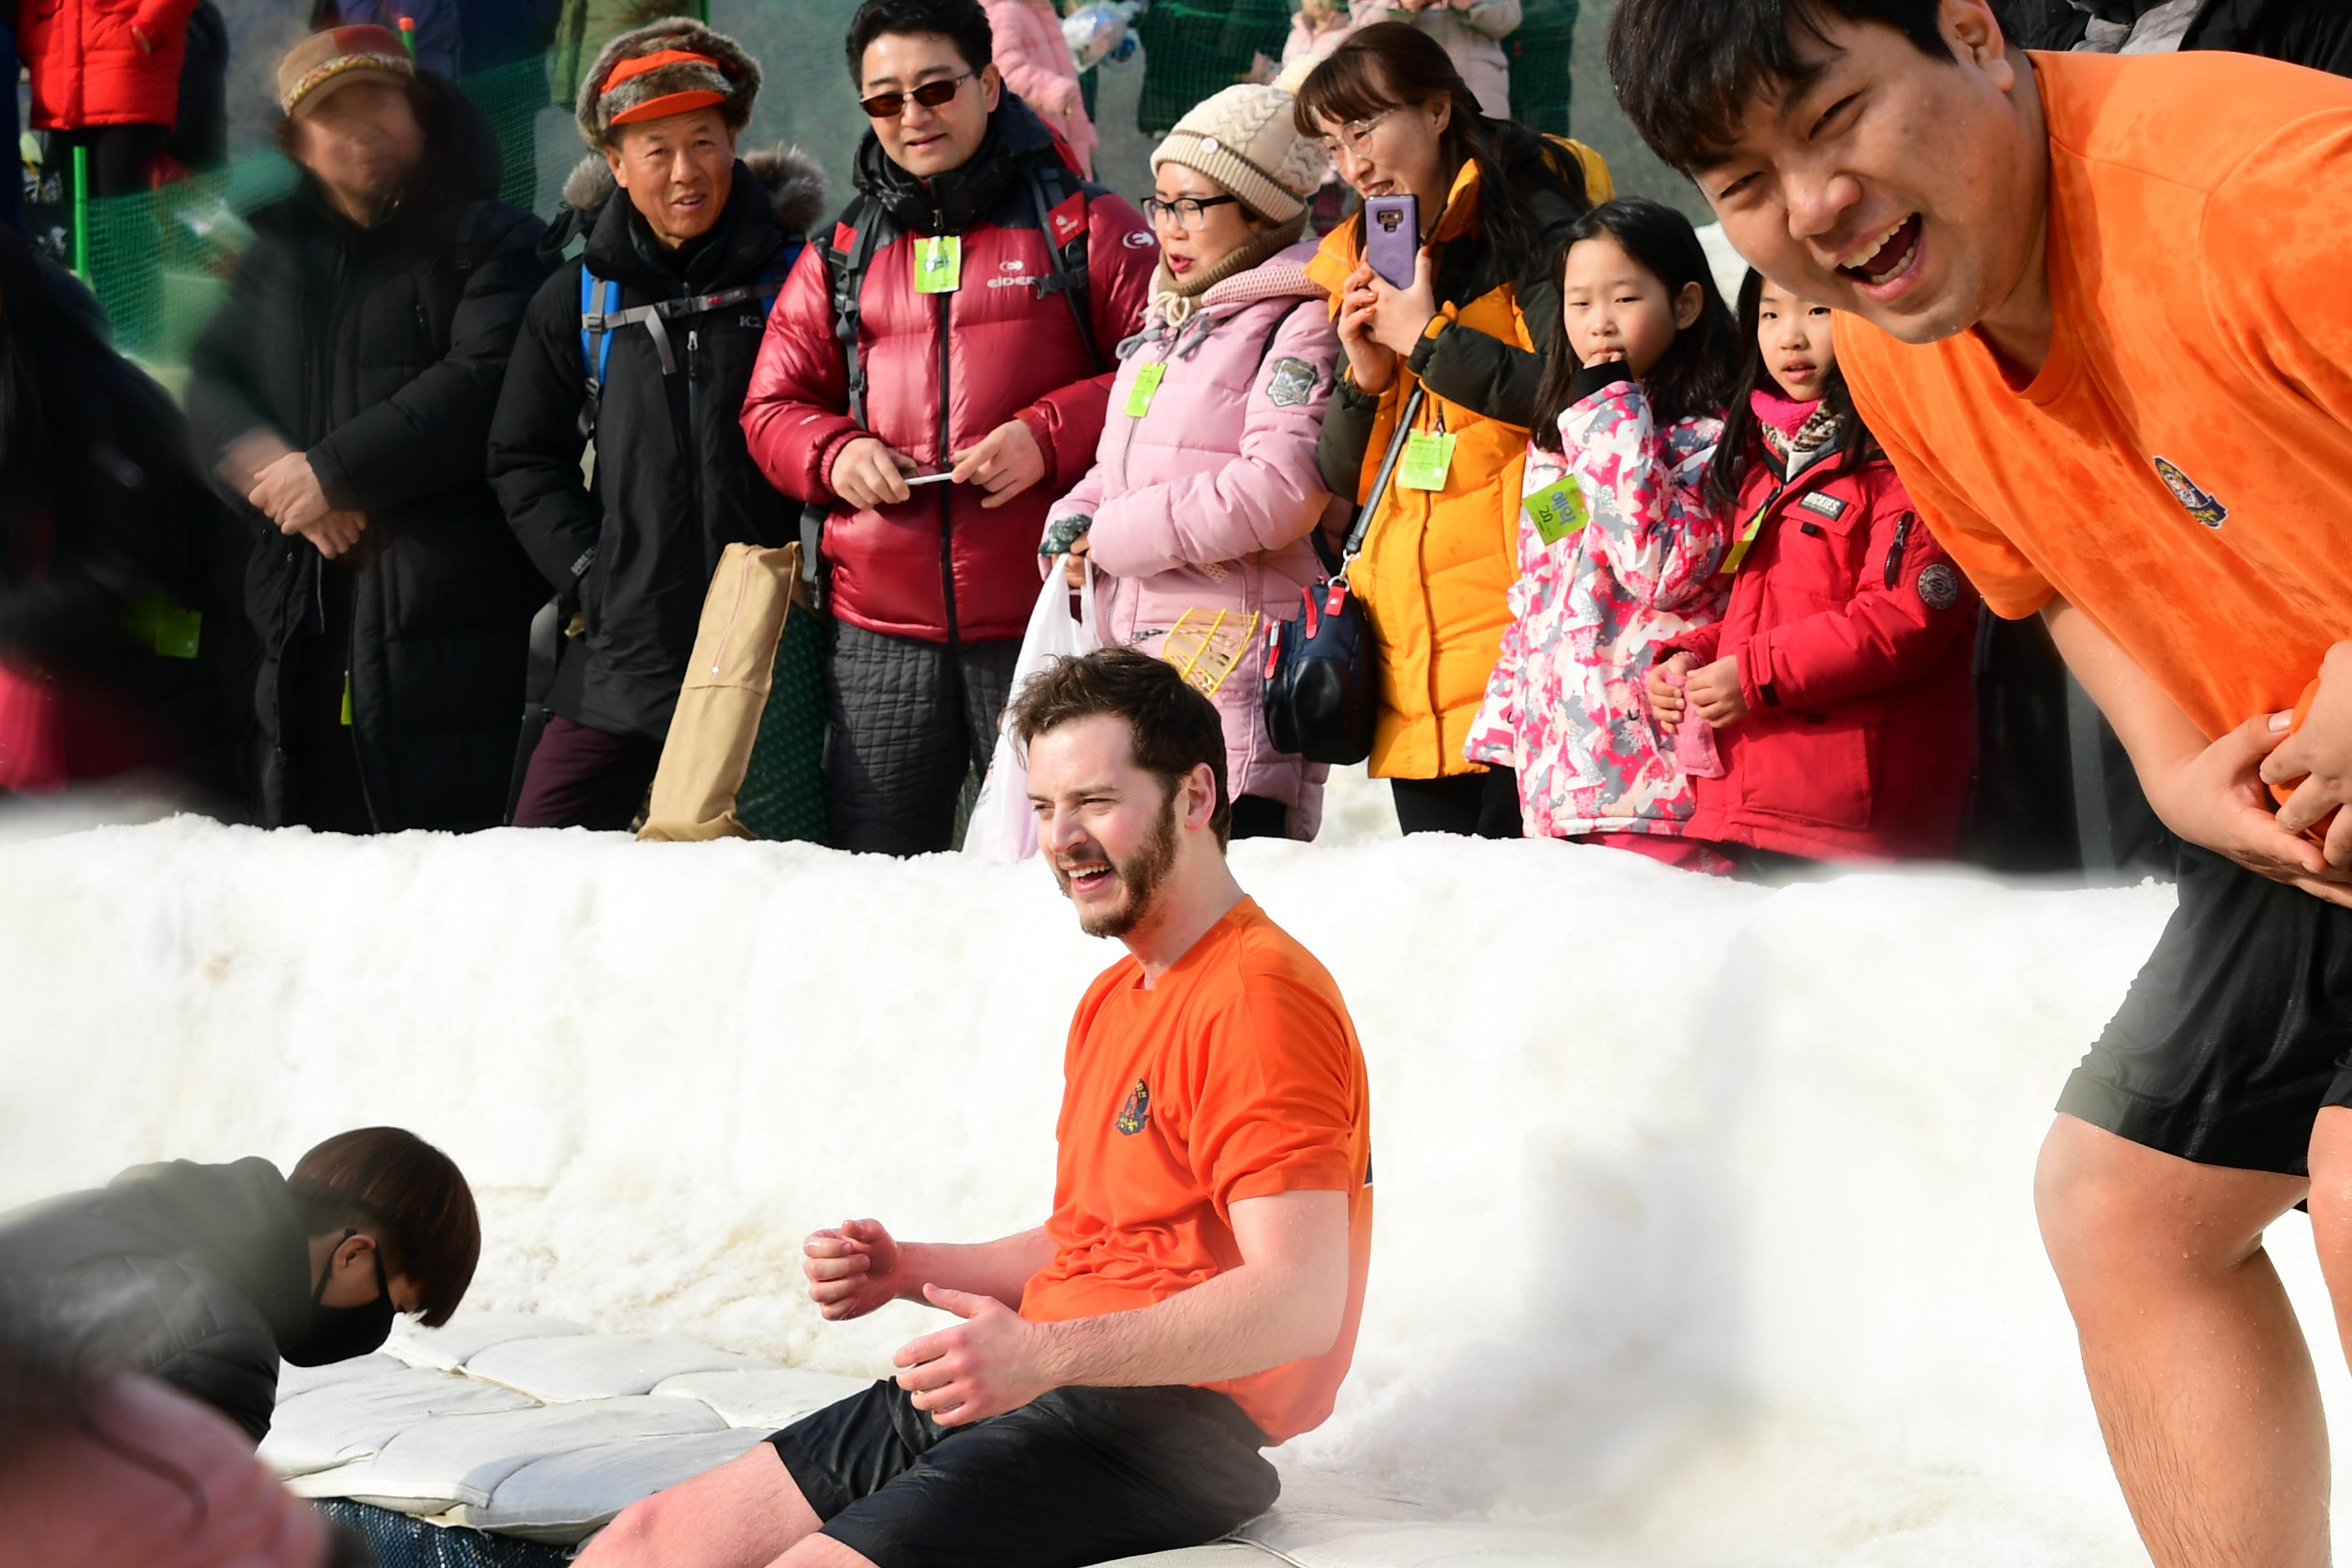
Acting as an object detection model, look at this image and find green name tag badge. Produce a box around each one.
[1397,431,1457,493]
[1124,360,1166,418]
[914,233,963,294]
[1525,476,1589,545]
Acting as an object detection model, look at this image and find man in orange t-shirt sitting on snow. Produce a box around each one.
[1609,1,2352,1563]
[578,647,1373,1568]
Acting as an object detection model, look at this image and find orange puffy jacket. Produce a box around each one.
[21,0,199,132]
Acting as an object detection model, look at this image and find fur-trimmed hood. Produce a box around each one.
[575,15,761,150]
[559,144,828,237]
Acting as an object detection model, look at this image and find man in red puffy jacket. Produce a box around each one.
[742,0,1153,855]
[19,0,199,196]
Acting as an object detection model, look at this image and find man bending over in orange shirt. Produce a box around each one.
[577,646,1374,1568]
[1608,1,2352,1563]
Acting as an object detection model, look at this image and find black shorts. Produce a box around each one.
[767,1378,1279,1568]
[2058,844,2352,1175]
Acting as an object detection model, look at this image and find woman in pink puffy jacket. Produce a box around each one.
[981,0,1097,177]
[1041,84,1343,839]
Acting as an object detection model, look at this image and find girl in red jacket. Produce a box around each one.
[1645,271,1979,873]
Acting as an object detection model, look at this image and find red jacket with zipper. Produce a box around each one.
[1661,444,1979,862]
[21,0,199,132]
[740,98,1153,644]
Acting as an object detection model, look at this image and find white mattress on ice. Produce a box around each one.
[268,1314,1596,1560]
[17,796,2352,1562]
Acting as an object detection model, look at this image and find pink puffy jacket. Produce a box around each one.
[1046,242,1346,838]
[983,0,1097,177]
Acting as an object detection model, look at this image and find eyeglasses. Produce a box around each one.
[859,71,974,120]
[1315,109,1396,166]
[1142,194,1242,232]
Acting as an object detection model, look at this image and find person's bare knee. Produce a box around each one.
[2305,1106,2352,1294]
[578,1443,819,1568]
[2037,1114,2302,1305]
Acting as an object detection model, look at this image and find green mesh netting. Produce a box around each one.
[57,0,1693,380]
[735,601,829,844]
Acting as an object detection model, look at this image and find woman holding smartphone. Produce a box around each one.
[1295,21,1602,837]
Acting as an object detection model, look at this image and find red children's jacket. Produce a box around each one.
[1661,403,1979,862]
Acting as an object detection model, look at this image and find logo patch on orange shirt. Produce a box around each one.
[1114,1079,1150,1135]
[2153,456,2228,530]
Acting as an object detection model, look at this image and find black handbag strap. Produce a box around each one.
[1335,386,1426,587]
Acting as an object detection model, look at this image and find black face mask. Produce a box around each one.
[283,1228,398,1367]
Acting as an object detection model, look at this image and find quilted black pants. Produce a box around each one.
[825,622,1021,855]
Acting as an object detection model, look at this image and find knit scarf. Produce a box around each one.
[1146,218,1305,329]
[1751,387,1844,478]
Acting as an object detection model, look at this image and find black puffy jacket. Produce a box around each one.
[186,78,550,831]
[489,148,826,743]
[2008,0,2352,70]
[0,1159,322,1443]
[0,228,253,804]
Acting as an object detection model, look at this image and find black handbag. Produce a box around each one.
[1261,387,1426,765]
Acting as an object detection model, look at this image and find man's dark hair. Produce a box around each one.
[844,0,995,87]
[1007,648,1233,848]
[1608,0,2006,175]
[290,1128,479,1328]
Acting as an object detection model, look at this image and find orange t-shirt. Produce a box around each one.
[1018,896,1373,1446]
[1839,49,2352,740]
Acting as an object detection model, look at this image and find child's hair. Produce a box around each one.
[1703,267,1885,511]
[1529,196,1740,453]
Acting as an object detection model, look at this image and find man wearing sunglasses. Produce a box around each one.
[743,0,1154,856]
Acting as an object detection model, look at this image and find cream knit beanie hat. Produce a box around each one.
[1151,84,1324,226]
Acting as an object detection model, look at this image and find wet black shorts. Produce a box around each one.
[2058,843,2352,1175]
[767,1378,1279,1568]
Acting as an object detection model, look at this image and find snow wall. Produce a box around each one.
[5,810,2349,1565]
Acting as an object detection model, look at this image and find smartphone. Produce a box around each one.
[1363,193,1419,290]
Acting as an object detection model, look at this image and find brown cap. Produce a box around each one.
[279,24,415,120]
[575,17,760,151]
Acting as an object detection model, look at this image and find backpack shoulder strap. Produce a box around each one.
[577,265,622,438]
[1024,162,1102,376]
[823,199,886,426]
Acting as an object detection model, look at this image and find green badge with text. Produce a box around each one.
[913,233,962,293]
[1397,430,1457,492]
[1124,360,1167,418]
[1525,476,1590,545]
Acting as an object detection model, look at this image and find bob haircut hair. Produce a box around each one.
[1705,267,1885,511]
[1606,0,2006,175]
[843,0,995,85]
[1291,22,1585,279]
[1006,647,1234,849]
[1528,196,1742,451]
[289,1128,479,1328]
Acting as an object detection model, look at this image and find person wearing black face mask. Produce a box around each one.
[0,1126,479,1444]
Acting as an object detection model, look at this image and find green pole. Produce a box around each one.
[70,144,89,283]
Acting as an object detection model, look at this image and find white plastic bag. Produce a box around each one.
[963,557,1098,862]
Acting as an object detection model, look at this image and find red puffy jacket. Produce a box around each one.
[741,101,1154,643]
[21,0,198,132]
[1662,441,1979,862]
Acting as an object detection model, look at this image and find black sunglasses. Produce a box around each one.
[860,71,975,120]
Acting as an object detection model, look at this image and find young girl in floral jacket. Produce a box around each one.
[1464,197,1741,865]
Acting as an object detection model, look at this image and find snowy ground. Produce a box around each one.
[4,775,2346,1563]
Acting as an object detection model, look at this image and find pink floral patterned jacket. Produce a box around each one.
[1464,379,1732,839]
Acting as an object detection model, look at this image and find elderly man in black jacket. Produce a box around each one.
[187,26,549,834]
[0,1128,479,1445]
[489,18,825,830]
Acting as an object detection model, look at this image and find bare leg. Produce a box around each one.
[2035,1113,2327,1568]
[2306,1106,2352,1382]
[576,1442,827,1568]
